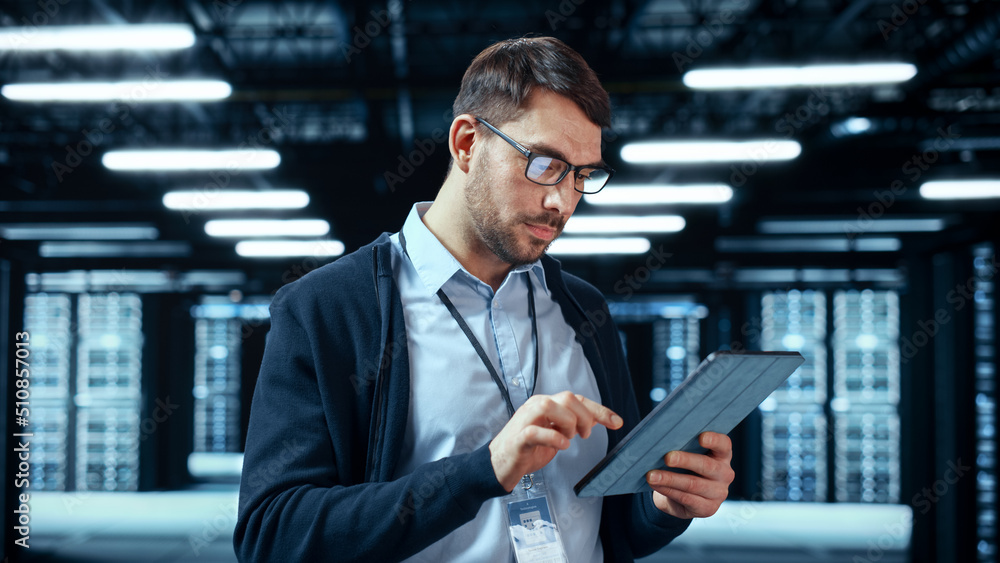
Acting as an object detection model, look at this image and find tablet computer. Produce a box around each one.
[574,350,805,498]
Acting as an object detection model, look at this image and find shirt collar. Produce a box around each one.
[399,202,549,297]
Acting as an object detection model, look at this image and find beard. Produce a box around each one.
[464,146,566,267]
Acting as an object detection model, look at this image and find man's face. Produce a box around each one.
[464,90,603,267]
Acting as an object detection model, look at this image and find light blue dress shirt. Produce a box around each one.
[390,202,608,563]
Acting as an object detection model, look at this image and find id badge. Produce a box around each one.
[504,473,568,563]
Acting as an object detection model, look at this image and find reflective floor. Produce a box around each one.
[18,490,910,563]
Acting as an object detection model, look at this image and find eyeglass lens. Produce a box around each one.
[526,156,610,193]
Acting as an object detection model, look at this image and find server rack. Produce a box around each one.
[22,292,144,492]
[756,288,902,505]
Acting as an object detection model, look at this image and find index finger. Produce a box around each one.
[571,393,623,434]
[699,431,733,462]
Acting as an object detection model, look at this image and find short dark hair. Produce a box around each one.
[452,36,611,129]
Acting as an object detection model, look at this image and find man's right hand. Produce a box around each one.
[488,391,624,492]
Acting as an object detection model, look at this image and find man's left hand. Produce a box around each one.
[646,431,735,519]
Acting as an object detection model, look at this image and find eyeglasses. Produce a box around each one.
[475,117,615,194]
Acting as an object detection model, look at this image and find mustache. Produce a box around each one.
[523,213,565,230]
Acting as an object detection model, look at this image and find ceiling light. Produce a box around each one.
[0,223,158,240]
[564,215,685,234]
[103,150,280,171]
[0,24,196,51]
[920,180,1000,200]
[163,190,309,211]
[831,117,873,137]
[716,236,901,253]
[547,237,651,255]
[235,240,345,258]
[585,184,733,205]
[2,80,231,102]
[621,140,801,164]
[39,242,190,258]
[205,219,330,238]
[757,217,948,234]
[683,63,917,90]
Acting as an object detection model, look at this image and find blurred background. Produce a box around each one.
[0,0,998,561]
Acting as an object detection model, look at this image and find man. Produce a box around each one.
[235,36,734,562]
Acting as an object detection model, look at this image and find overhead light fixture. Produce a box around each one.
[621,140,801,164]
[39,241,190,258]
[716,236,901,253]
[1,80,231,102]
[103,150,281,171]
[831,117,873,137]
[205,219,330,238]
[163,190,310,211]
[920,180,1000,200]
[585,184,733,205]
[0,24,196,52]
[235,240,345,258]
[683,63,917,90]
[564,215,685,234]
[757,217,948,234]
[0,223,158,240]
[547,237,651,255]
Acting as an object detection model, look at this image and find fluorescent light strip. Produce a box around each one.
[0,24,196,51]
[163,190,310,211]
[920,180,1000,200]
[2,80,231,102]
[621,140,801,164]
[716,236,901,253]
[547,237,651,255]
[0,223,158,240]
[564,215,685,234]
[585,184,733,205]
[235,240,345,258]
[103,150,281,171]
[757,217,948,234]
[683,63,917,90]
[39,241,190,258]
[206,219,330,238]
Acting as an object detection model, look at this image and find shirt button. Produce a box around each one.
[493,301,501,309]
[511,378,521,387]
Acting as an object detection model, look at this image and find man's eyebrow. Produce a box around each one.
[526,141,606,168]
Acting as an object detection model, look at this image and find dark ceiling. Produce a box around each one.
[1,0,998,294]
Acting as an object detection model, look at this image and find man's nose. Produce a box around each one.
[542,173,577,215]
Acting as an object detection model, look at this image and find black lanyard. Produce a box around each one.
[399,231,539,418]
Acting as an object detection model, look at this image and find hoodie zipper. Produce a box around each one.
[367,245,389,482]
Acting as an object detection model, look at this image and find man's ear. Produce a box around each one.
[449,114,479,175]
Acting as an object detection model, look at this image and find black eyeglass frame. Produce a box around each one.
[474,116,615,194]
